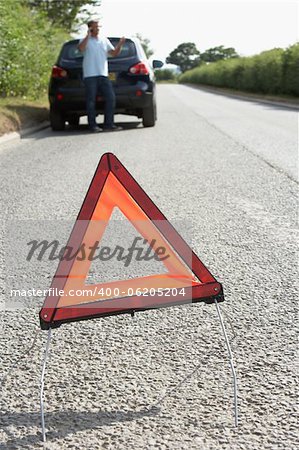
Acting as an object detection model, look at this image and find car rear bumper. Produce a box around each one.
[49,81,154,115]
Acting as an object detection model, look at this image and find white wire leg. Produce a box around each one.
[214,299,238,427]
[40,328,52,443]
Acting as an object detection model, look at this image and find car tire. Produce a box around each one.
[142,100,156,127]
[68,114,80,128]
[50,108,65,131]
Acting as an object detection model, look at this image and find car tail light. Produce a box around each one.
[129,62,149,75]
[52,66,68,78]
[56,93,64,101]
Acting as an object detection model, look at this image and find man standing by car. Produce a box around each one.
[78,21,125,132]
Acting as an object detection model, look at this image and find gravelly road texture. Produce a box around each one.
[0,85,298,449]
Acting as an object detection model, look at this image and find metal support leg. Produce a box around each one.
[214,299,238,427]
[40,328,52,443]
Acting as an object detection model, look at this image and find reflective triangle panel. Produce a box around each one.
[40,153,223,329]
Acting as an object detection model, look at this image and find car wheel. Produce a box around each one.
[50,108,65,131]
[68,114,80,128]
[142,100,156,127]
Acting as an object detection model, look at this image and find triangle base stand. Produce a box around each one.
[214,299,238,427]
[39,302,238,442]
[40,328,52,443]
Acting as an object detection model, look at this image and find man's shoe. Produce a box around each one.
[102,124,122,132]
[89,126,102,133]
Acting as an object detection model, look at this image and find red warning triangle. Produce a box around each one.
[40,153,223,329]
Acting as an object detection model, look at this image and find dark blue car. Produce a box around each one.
[48,37,163,130]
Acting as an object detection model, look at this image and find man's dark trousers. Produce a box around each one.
[84,75,115,129]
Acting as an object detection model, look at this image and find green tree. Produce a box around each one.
[135,33,154,58]
[201,46,239,62]
[166,43,200,72]
[26,0,101,31]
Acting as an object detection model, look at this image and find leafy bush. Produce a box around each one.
[281,43,299,95]
[0,0,69,98]
[179,44,299,96]
[155,69,177,82]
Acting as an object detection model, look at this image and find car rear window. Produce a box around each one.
[61,44,83,61]
[108,38,136,59]
[60,39,136,62]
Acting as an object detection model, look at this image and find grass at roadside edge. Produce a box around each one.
[182,83,299,107]
[0,97,49,136]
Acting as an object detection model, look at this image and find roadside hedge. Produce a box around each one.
[0,0,69,99]
[179,44,299,96]
[155,69,177,82]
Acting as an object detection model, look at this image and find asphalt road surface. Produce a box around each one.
[0,85,298,449]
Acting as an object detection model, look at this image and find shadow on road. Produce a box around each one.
[29,120,143,141]
[0,406,160,447]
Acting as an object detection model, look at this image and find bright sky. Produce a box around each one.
[82,0,298,61]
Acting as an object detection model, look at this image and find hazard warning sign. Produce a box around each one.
[40,153,223,329]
